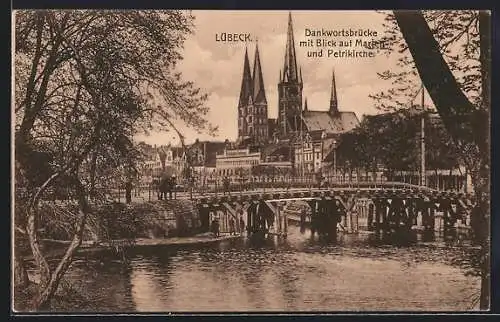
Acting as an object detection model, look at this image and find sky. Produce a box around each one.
[135,10,425,146]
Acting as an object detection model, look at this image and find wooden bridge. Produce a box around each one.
[183,182,476,239]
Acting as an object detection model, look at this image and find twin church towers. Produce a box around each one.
[237,12,340,145]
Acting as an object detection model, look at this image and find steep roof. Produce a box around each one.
[238,48,253,107]
[282,12,299,83]
[329,69,339,114]
[252,43,267,104]
[302,110,359,134]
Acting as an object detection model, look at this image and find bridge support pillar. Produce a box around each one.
[247,203,255,235]
[199,205,210,233]
[368,202,375,230]
[280,203,288,237]
[427,201,436,232]
[327,199,339,240]
[373,199,380,232]
[265,200,284,237]
[309,199,318,238]
[275,203,282,235]
[373,198,390,234]
[340,196,357,234]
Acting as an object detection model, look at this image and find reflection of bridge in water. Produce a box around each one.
[178,182,476,240]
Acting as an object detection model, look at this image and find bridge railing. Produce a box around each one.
[28,177,456,204]
[127,176,462,202]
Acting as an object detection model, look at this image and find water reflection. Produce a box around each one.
[129,255,174,311]
[62,224,480,312]
[61,258,136,312]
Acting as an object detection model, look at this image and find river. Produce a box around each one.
[54,225,480,312]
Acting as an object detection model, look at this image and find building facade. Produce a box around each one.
[293,70,360,174]
[215,147,261,177]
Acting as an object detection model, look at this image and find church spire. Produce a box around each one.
[238,47,253,107]
[330,68,339,114]
[253,42,267,104]
[283,12,299,83]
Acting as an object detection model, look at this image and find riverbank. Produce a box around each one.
[16,233,244,312]
[28,233,244,261]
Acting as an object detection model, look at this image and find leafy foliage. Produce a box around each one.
[13,10,214,309]
[371,11,482,111]
[336,110,461,172]
[251,164,293,178]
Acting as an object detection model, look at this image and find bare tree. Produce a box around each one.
[14,10,214,310]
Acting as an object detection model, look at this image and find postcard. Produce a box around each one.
[12,9,490,313]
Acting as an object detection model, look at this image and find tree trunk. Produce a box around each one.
[33,178,89,310]
[469,158,490,310]
[89,151,98,198]
[125,181,132,204]
[394,10,490,310]
[13,245,29,289]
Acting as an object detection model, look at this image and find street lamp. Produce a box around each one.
[332,138,337,182]
[320,131,326,179]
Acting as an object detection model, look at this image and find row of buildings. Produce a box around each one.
[139,13,360,185]
[142,13,359,184]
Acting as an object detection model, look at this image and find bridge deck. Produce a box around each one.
[126,181,473,206]
[189,182,472,205]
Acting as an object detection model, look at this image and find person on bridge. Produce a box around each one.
[223,176,230,195]
[167,175,176,200]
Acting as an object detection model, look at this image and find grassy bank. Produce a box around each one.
[17,200,204,256]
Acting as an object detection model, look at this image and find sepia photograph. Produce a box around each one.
[12,9,490,313]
